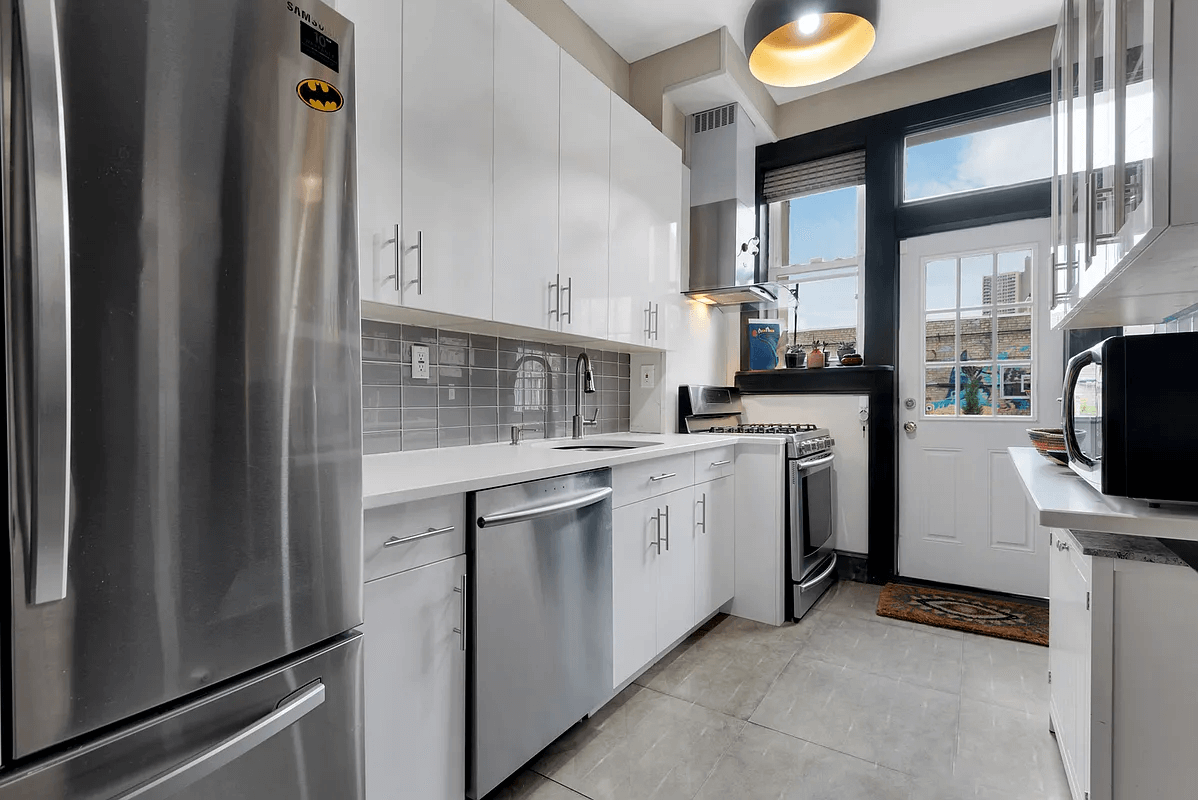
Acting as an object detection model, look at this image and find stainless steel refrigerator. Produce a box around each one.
[0,0,364,796]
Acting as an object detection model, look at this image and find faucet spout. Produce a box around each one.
[573,353,597,439]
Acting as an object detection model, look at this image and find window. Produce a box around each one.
[923,247,1036,417]
[764,153,867,358]
[904,105,1052,202]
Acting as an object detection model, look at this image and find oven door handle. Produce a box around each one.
[797,453,835,471]
[799,553,838,590]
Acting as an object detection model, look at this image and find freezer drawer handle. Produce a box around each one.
[477,486,613,528]
[383,525,456,548]
[115,682,325,800]
[16,0,72,606]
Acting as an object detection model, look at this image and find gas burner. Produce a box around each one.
[704,423,819,435]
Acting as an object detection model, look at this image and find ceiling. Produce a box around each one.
[561,0,1060,105]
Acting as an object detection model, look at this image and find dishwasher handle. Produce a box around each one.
[477,486,613,529]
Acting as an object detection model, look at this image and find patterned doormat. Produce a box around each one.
[876,583,1048,646]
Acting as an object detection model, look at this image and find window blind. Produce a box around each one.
[763,151,866,204]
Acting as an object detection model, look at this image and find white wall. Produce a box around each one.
[742,394,870,555]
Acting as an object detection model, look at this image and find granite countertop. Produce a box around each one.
[1009,447,1198,541]
[1068,530,1190,567]
[362,432,749,508]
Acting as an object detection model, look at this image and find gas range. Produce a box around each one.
[678,387,835,460]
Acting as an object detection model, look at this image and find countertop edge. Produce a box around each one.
[1010,447,1198,542]
[363,435,750,509]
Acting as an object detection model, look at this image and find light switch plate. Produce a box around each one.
[412,344,430,380]
[640,364,656,389]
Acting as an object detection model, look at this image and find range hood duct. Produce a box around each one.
[685,104,792,311]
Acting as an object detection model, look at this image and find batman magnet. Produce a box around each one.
[297,79,343,113]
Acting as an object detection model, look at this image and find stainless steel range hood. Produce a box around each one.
[685,104,791,311]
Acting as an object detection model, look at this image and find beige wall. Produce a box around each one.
[774,27,1056,140]
[506,0,631,102]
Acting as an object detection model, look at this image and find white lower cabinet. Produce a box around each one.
[1048,528,1091,800]
[364,554,467,800]
[695,476,735,621]
[1048,527,1198,800]
[612,487,696,688]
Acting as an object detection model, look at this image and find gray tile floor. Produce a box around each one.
[493,580,1070,800]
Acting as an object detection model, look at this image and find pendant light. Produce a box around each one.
[744,0,879,88]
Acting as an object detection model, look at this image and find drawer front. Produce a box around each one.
[365,494,466,582]
[612,453,695,508]
[694,445,736,483]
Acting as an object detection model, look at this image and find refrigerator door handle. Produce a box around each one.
[114,681,326,800]
[17,0,72,606]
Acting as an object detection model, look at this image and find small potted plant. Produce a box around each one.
[807,340,826,369]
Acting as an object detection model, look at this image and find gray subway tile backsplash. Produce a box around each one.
[362,320,632,454]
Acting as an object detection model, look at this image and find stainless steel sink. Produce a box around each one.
[551,440,659,452]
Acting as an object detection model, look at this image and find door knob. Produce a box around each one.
[904,421,917,434]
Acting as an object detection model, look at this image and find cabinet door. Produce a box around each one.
[644,132,683,350]
[612,498,660,688]
[608,96,656,346]
[402,0,494,319]
[1080,0,1120,296]
[339,0,402,305]
[559,53,610,340]
[493,1,560,330]
[1114,0,1159,261]
[1051,10,1074,310]
[656,486,696,651]
[364,555,467,800]
[1049,529,1090,800]
[695,476,735,620]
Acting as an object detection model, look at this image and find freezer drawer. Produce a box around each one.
[0,634,364,800]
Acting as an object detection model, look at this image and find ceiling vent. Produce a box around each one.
[693,104,737,135]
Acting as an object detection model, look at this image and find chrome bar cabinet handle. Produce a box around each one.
[383,525,456,548]
[560,276,572,323]
[663,504,670,551]
[416,230,424,295]
[649,472,677,482]
[548,274,560,323]
[453,572,468,651]
[710,460,732,468]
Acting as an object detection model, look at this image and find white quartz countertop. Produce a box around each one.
[1010,447,1198,541]
[364,433,742,509]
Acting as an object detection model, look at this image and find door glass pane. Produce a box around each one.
[1070,0,1087,276]
[925,259,957,310]
[1072,362,1102,460]
[925,366,957,415]
[998,365,1034,416]
[960,308,994,362]
[996,250,1034,302]
[925,313,956,363]
[960,367,993,416]
[960,254,994,307]
[921,250,1037,420]
[997,306,1033,361]
[1090,0,1118,275]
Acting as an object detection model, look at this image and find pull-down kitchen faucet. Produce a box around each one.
[573,353,598,439]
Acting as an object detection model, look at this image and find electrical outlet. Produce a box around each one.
[640,364,656,389]
[412,345,430,380]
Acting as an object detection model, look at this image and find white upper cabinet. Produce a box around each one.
[1051,0,1198,328]
[608,95,681,348]
[337,0,402,305]
[492,1,561,331]
[558,53,611,340]
[401,0,494,319]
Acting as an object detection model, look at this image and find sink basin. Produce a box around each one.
[551,440,659,452]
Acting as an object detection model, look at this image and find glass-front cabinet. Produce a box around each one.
[1050,0,1194,330]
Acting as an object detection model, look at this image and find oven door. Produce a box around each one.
[789,453,835,580]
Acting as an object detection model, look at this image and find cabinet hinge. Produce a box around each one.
[1086,591,1090,611]
[1048,670,1052,684]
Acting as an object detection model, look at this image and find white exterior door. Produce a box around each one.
[898,220,1063,597]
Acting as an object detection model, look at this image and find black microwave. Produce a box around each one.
[1063,331,1198,504]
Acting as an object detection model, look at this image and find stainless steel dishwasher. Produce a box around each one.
[469,469,613,799]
